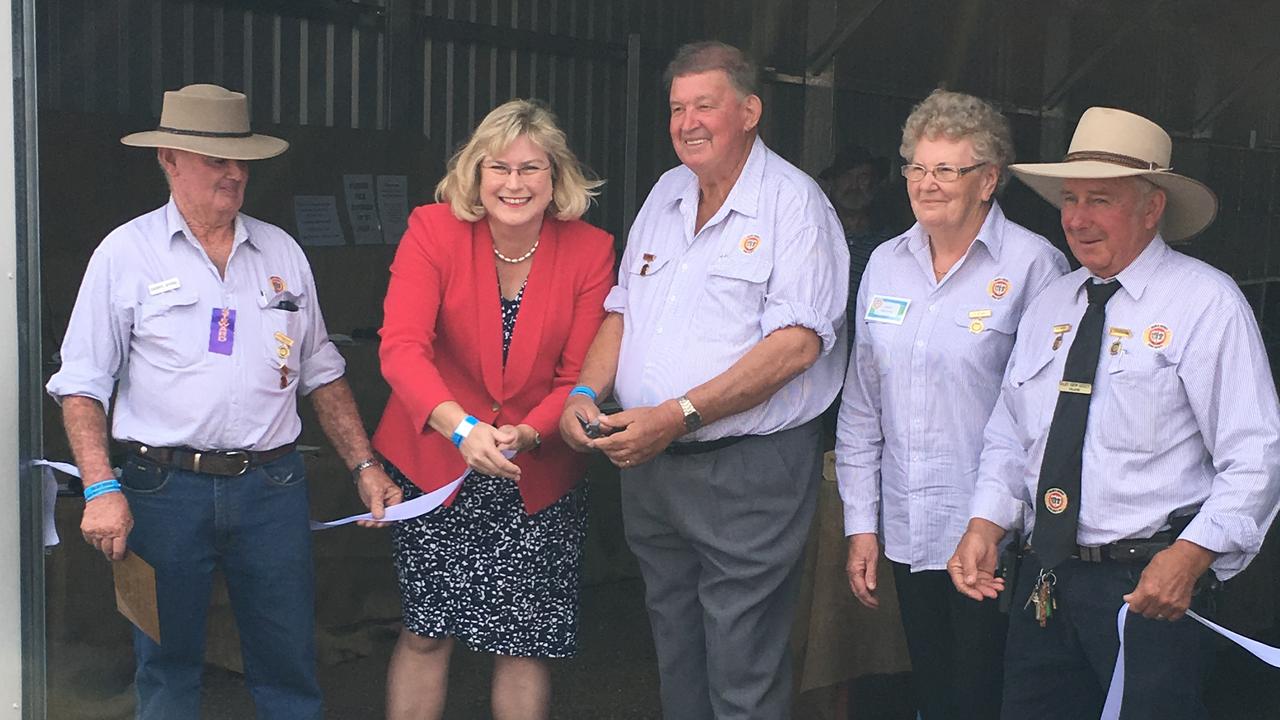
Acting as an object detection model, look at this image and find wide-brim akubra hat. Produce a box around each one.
[121,84,288,161]
[1010,107,1217,241]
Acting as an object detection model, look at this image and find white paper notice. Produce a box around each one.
[343,174,383,245]
[293,196,346,246]
[376,175,410,244]
[310,475,463,530]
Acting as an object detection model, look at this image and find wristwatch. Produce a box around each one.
[676,395,702,432]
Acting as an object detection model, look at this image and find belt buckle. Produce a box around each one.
[1078,545,1103,563]
[217,450,252,476]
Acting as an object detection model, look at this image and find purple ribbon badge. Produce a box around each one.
[208,307,236,355]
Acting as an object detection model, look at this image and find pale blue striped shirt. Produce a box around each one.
[836,202,1068,570]
[47,198,347,451]
[604,137,849,440]
[970,236,1280,579]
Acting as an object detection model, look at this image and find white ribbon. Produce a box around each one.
[310,475,463,530]
[1101,601,1280,718]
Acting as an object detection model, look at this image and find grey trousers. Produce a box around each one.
[621,420,822,720]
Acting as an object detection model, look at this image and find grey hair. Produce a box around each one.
[900,89,1016,192]
[663,41,759,97]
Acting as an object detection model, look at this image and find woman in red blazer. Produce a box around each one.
[373,99,614,720]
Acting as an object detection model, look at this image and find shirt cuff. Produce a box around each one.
[968,488,1023,533]
[603,284,627,315]
[298,342,347,395]
[1180,513,1263,581]
[46,365,115,412]
[843,505,879,537]
[761,302,837,356]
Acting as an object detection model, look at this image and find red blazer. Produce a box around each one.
[372,203,615,514]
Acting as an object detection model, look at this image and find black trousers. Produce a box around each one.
[891,562,1008,720]
[1002,551,1212,720]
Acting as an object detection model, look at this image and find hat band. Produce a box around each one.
[156,125,254,139]
[1063,150,1164,171]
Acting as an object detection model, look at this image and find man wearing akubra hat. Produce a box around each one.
[47,84,402,719]
[948,106,1280,717]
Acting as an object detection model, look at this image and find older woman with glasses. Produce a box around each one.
[372,98,614,719]
[835,89,1069,719]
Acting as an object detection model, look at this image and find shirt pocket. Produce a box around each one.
[697,252,773,341]
[134,290,204,370]
[260,290,309,389]
[1009,345,1057,434]
[948,308,1019,384]
[1100,350,1178,453]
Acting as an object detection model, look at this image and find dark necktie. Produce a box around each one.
[1031,279,1123,569]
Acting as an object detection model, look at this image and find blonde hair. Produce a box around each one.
[900,89,1015,192]
[435,99,603,222]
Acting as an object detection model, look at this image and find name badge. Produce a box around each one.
[865,295,911,325]
[208,307,236,355]
[148,277,181,296]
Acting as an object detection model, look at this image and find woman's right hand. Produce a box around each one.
[559,395,599,453]
[458,422,522,480]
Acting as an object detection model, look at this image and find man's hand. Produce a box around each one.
[354,465,403,528]
[81,491,133,561]
[1123,540,1216,621]
[559,395,599,453]
[593,401,685,468]
[948,518,1007,601]
[846,533,882,609]
[459,422,521,480]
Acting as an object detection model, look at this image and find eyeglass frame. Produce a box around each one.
[480,160,553,177]
[899,161,988,183]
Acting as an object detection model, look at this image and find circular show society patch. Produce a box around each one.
[1143,323,1171,349]
[269,275,287,293]
[988,277,1011,300]
[1043,488,1069,514]
[740,234,761,254]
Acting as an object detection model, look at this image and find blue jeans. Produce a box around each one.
[121,451,323,720]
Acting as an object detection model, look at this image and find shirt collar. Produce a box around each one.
[164,196,252,251]
[894,200,1006,262]
[673,135,766,220]
[1086,233,1167,301]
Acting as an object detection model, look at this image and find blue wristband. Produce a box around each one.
[569,385,598,402]
[84,479,122,502]
[451,415,479,447]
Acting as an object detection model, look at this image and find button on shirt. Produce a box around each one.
[47,198,346,451]
[603,137,849,440]
[836,202,1068,570]
[970,236,1280,579]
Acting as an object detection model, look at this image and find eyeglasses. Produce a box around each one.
[482,162,551,177]
[900,162,988,183]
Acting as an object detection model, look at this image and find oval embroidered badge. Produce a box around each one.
[1143,323,1171,349]
[740,234,761,254]
[1044,488,1069,515]
[988,277,1011,300]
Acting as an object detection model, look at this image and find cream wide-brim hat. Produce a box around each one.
[1010,107,1217,241]
[121,84,288,161]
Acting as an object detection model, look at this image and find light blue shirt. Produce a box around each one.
[47,198,347,451]
[836,201,1068,570]
[970,235,1280,580]
[604,137,849,441]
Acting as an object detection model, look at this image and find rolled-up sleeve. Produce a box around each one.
[760,224,848,356]
[835,279,884,536]
[602,248,632,315]
[46,245,130,410]
[295,263,346,395]
[1177,301,1280,579]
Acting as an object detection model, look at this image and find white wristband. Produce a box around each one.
[451,415,479,447]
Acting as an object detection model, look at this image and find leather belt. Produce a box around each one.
[121,441,296,477]
[1072,530,1176,564]
[665,435,749,456]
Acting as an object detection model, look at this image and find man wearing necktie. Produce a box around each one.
[948,107,1280,719]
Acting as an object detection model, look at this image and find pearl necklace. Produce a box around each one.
[493,239,539,264]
